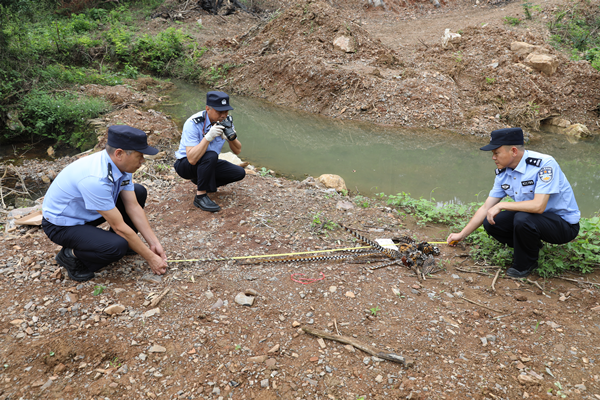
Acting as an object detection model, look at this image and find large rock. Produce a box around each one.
[545,117,571,128]
[219,152,248,167]
[524,53,559,76]
[317,174,347,192]
[333,36,356,53]
[565,123,593,138]
[510,42,548,58]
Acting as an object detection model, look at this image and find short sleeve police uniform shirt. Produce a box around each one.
[175,110,227,159]
[42,151,134,226]
[489,150,580,224]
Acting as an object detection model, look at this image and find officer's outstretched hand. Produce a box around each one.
[447,233,463,246]
[148,253,167,275]
[204,124,224,142]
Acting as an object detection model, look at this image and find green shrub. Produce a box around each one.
[503,16,522,26]
[40,64,123,86]
[132,28,189,74]
[19,90,109,147]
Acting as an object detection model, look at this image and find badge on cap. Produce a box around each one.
[222,99,227,105]
[538,167,553,183]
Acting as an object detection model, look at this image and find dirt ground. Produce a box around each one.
[1,0,600,399]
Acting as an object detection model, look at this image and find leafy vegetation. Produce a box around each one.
[549,2,600,70]
[0,0,232,147]
[378,191,600,277]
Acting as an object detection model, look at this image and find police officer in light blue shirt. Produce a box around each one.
[42,125,168,281]
[174,91,245,212]
[447,127,580,278]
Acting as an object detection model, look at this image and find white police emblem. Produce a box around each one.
[221,99,227,105]
[539,167,553,183]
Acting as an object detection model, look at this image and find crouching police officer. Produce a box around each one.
[42,125,168,281]
[447,127,580,278]
[173,91,245,212]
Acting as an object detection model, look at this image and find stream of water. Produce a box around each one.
[158,82,600,217]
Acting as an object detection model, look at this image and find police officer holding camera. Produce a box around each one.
[174,91,245,212]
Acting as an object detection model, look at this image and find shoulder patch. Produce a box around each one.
[538,167,553,183]
[526,157,542,167]
[495,168,506,175]
[121,179,130,186]
[192,115,205,124]
[107,163,114,183]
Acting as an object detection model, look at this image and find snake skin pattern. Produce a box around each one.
[241,224,440,278]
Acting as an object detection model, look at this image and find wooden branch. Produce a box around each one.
[302,327,413,367]
[491,268,500,292]
[555,276,600,288]
[149,288,171,307]
[460,297,503,313]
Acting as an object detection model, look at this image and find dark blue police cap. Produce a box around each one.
[107,125,158,155]
[480,127,524,151]
[206,91,233,111]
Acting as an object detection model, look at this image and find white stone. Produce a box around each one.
[333,36,356,53]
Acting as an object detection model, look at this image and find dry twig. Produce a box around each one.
[302,327,413,367]
[491,268,500,292]
[461,297,503,313]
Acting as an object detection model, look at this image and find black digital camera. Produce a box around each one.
[217,116,237,141]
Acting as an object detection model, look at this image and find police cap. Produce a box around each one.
[107,125,159,155]
[480,127,524,151]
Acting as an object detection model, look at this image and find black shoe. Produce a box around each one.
[194,195,221,212]
[56,248,95,282]
[506,267,535,278]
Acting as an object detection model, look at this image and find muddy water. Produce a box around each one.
[163,82,600,217]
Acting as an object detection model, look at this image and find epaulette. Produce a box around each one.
[192,115,205,124]
[495,168,506,175]
[526,157,542,167]
[107,163,114,183]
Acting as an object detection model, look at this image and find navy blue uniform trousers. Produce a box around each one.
[42,183,147,274]
[174,151,245,193]
[483,211,579,272]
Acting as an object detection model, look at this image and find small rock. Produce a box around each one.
[329,286,337,293]
[148,345,166,353]
[247,355,268,363]
[210,299,224,310]
[143,308,160,318]
[514,295,528,302]
[261,379,269,388]
[204,290,214,299]
[265,358,276,368]
[54,363,67,374]
[375,374,383,383]
[65,293,78,303]
[104,304,125,315]
[245,288,258,296]
[574,384,586,391]
[480,337,488,346]
[268,344,280,353]
[546,321,560,329]
[345,291,355,298]
[292,321,301,327]
[234,293,255,306]
[517,374,541,385]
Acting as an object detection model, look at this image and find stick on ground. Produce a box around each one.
[302,327,414,367]
[461,297,503,313]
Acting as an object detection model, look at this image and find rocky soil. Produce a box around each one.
[1,155,600,399]
[1,0,600,399]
